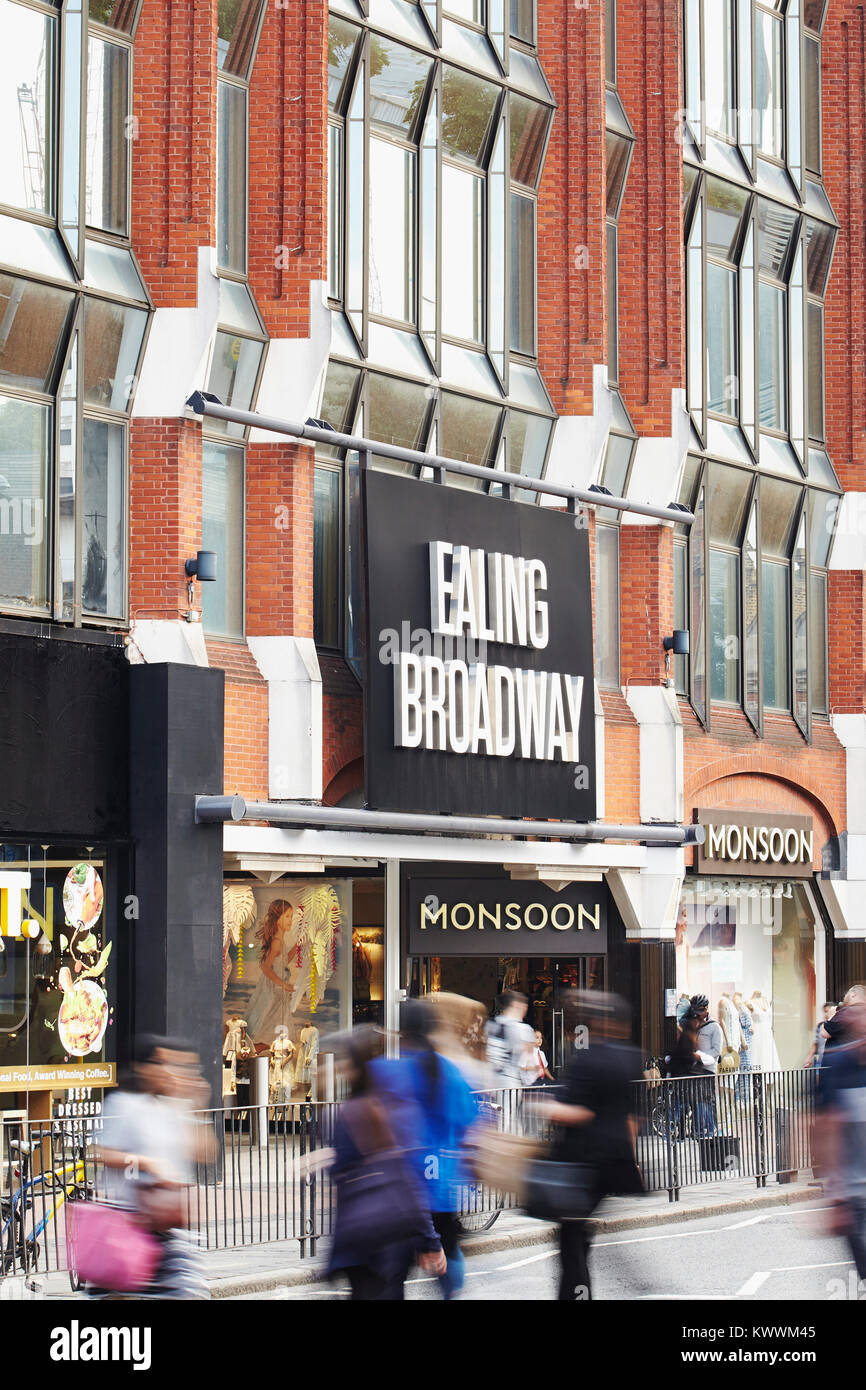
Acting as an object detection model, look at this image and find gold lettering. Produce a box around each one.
[479,903,501,931]
[451,902,475,930]
[578,903,600,932]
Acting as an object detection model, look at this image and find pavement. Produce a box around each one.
[7,1174,824,1301]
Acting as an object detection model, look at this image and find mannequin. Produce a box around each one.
[269,1034,295,1105]
[732,991,753,1069]
[749,990,781,1072]
[718,993,743,1054]
[223,1015,249,1099]
[294,1023,320,1092]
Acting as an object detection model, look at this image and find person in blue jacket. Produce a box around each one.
[371,999,480,1300]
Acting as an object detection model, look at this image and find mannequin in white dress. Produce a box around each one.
[749,990,781,1071]
[245,899,299,1046]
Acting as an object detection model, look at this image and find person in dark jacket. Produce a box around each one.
[664,1016,717,1139]
[327,1026,445,1300]
[540,991,643,1301]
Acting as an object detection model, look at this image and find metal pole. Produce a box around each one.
[186,393,694,527]
[194,794,706,846]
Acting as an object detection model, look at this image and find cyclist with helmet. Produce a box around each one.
[690,994,723,1066]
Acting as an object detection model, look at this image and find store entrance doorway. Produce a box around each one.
[411,954,606,1075]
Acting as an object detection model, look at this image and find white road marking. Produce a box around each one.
[497,1249,559,1271]
[727,1215,772,1229]
[769,1259,852,1273]
[736,1270,771,1296]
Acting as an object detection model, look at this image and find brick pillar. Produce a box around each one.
[129,418,203,620]
[618,524,675,685]
[244,440,315,639]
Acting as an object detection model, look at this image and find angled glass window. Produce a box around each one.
[317,358,361,457]
[88,1,140,32]
[706,178,748,260]
[201,439,244,639]
[803,0,827,28]
[606,131,631,219]
[368,371,430,453]
[83,296,148,411]
[82,417,123,619]
[314,465,341,648]
[440,391,501,467]
[0,215,74,285]
[206,330,264,438]
[83,239,146,300]
[511,94,549,188]
[443,165,483,341]
[510,0,534,43]
[420,87,438,359]
[442,66,498,164]
[372,0,433,48]
[709,548,739,702]
[792,508,808,731]
[446,0,482,21]
[0,394,50,611]
[216,80,247,274]
[508,408,551,478]
[756,199,798,278]
[328,16,361,111]
[761,560,789,709]
[807,301,823,441]
[804,33,820,175]
[809,568,827,714]
[743,501,760,726]
[691,487,707,722]
[86,34,129,236]
[683,164,698,223]
[511,191,535,356]
[605,0,615,84]
[57,337,77,621]
[758,280,786,430]
[346,57,365,336]
[595,523,620,689]
[755,8,783,160]
[489,117,506,382]
[761,475,800,555]
[706,262,737,417]
[0,0,55,216]
[370,37,431,137]
[0,275,74,392]
[217,0,265,80]
[218,276,263,336]
[60,0,86,270]
[687,199,704,420]
[740,222,756,448]
[789,241,805,462]
[369,139,415,323]
[707,463,750,545]
[674,539,688,693]
[805,218,834,297]
[704,0,734,139]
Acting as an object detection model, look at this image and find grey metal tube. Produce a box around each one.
[195,794,705,846]
[187,395,694,527]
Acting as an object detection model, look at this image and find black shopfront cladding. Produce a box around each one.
[0,624,225,1112]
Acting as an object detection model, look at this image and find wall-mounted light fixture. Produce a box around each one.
[185,550,217,617]
[663,629,689,686]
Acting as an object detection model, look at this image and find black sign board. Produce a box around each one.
[407,877,608,956]
[363,469,596,819]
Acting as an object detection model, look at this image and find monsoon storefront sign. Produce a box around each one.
[406,877,608,955]
[693,810,815,878]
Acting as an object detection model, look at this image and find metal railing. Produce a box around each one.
[0,1069,818,1279]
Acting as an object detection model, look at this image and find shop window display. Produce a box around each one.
[675,879,819,1070]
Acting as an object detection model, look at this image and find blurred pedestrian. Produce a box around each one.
[521,1029,554,1087]
[664,1016,717,1138]
[805,1002,838,1068]
[486,990,535,1087]
[814,1002,866,1278]
[540,992,643,1301]
[822,985,866,1055]
[429,991,494,1090]
[327,1026,445,1300]
[95,1034,215,1299]
[372,1000,478,1299]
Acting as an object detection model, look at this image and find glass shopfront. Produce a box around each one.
[676,876,822,1070]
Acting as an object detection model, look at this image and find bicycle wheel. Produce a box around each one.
[1,1210,26,1276]
[455,1207,501,1236]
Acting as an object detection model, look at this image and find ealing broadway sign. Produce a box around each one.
[406,877,608,956]
[693,810,815,878]
[363,469,596,820]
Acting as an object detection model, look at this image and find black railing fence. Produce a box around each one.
[0,1068,818,1280]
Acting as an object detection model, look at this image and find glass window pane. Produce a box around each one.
[206,331,264,437]
[685,0,701,137]
[369,36,431,137]
[809,487,836,567]
[792,511,808,730]
[318,358,360,434]
[706,262,736,416]
[707,462,750,544]
[687,204,703,417]
[755,10,783,159]
[508,409,551,478]
[510,0,534,43]
[703,0,734,138]
[216,80,247,274]
[61,0,84,265]
[599,430,633,519]
[442,65,498,165]
[218,277,262,335]
[443,166,483,341]
[420,88,438,358]
[86,36,128,236]
[0,1,53,214]
[758,280,786,430]
[809,569,827,714]
[511,192,535,356]
[201,440,244,638]
[0,394,49,610]
[789,242,805,461]
[83,297,148,412]
[88,1,139,32]
[58,336,77,620]
[0,215,74,285]
[445,0,482,21]
[741,223,756,448]
[314,466,341,648]
[0,275,74,392]
[761,559,789,709]
[328,16,361,111]
[706,177,748,260]
[806,218,834,297]
[756,199,798,277]
[710,549,739,702]
[369,139,415,323]
[346,60,365,335]
[511,95,549,187]
[683,163,698,222]
[368,372,430,457]
[217,0,264,79]
[83,239,147,300]
[82,417,124,618]
[605,131,631,218]
[595,523,619,688]
[605,0,615,83]
[786,0,802,187]
[804,35,820,174]
[674,539,688,693]
[489,119,506,381]
[440,391,501,467]
[743,503,760,723]
[761,475,800,555]
[691,488,706,721]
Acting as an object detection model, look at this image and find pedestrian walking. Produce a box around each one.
[690,994,723,1065]
[814,1002,866,1279]
[521,1030,555,1087]
[327,1026,445,1301]
[540,991,643,1301]
[805,1002,838,1068]
[664,1016,717,1138]
[92,1034,215,1299]
[371,1000,479,1300]
[485,990,536,1088]
[822,985,866,1055]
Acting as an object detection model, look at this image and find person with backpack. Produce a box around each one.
[485,990,536,1087]
[814,1002,866,1278]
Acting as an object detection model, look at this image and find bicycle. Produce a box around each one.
[1,1138,94,1290]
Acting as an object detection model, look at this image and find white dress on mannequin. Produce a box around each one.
[749,996,781,1072]
[246,929,294,1045]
